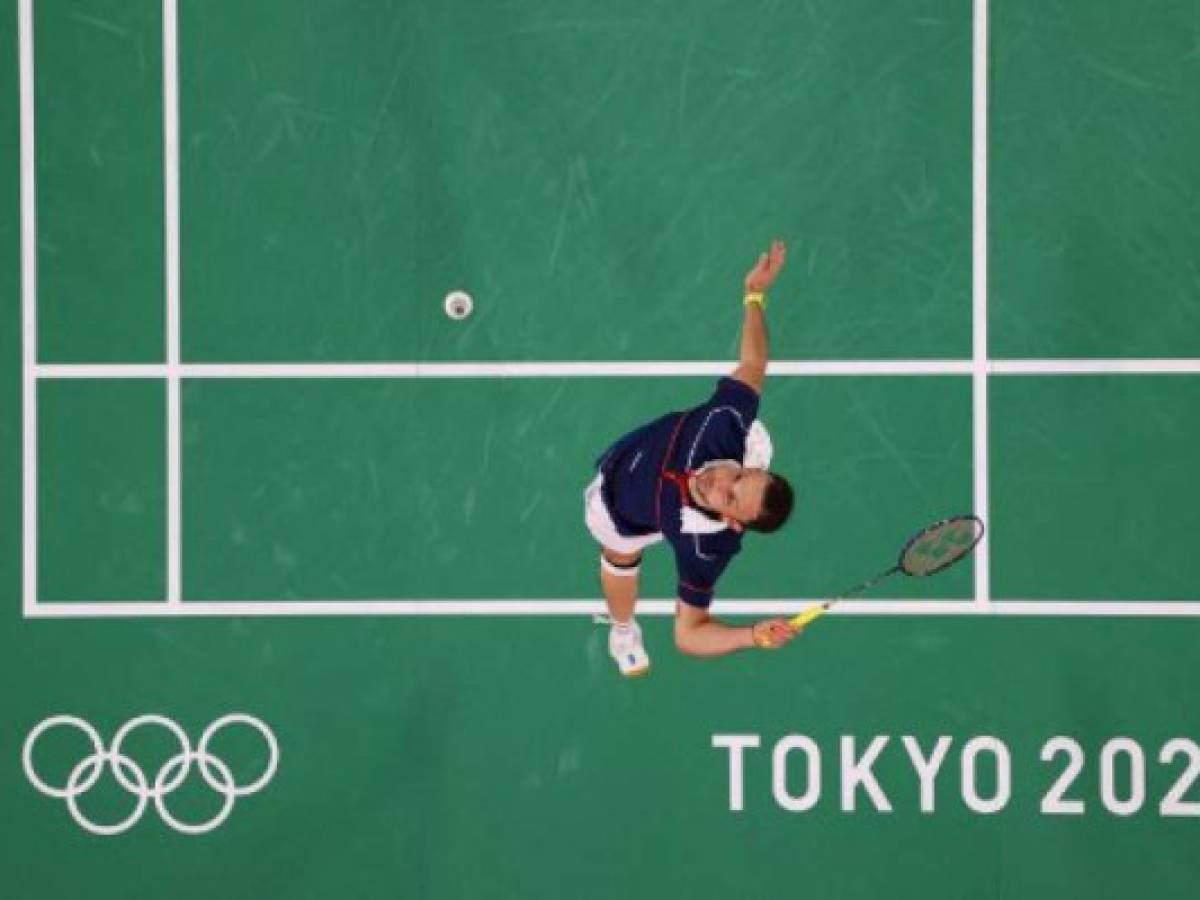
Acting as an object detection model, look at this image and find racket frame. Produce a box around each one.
[897,514,985,577]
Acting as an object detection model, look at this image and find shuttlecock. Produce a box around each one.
[444,290,473,320]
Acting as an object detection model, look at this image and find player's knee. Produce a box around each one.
[600,548,641,577]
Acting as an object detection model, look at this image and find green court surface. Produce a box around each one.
[991,0,1200,359]
[4,1,1200,899]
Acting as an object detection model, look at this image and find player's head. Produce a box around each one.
[745,472,794,533]
[694,466,794,533]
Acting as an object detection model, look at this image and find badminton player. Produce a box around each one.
[584,240,799,676]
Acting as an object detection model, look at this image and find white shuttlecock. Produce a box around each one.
[444,290,474,320]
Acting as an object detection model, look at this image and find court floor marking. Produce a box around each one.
[972,0,990,608]
[24,600,1200,618]
[165,0,182,604]
[31,360,1200,379]
[19,0,37,618]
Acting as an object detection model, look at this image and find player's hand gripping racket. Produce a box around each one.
[789,515,985,631]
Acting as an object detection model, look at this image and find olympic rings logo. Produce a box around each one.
[22,714,279,836]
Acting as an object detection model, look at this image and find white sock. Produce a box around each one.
[612,618,635,634]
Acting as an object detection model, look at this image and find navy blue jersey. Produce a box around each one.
[595,377,761,608]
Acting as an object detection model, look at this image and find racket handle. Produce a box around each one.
[789,602,831,631]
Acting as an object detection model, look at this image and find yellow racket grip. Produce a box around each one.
[789,603,830,631]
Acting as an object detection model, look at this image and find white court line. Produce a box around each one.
[34,360,974,378]
[972,0,990,608]
[31,359,1200,380]
[19,0,37,616]
[23,599,1200,619]
[164,0,182,604]
[990,359,1200,375]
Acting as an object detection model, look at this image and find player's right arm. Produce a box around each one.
[672,542,795,656]
[674,601,798,657]
[730,239,786,395]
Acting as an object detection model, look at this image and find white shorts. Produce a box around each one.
[583,473,663,556]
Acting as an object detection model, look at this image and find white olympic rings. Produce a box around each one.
[22,713,279,836]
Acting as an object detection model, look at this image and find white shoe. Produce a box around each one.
[608,621,650,677]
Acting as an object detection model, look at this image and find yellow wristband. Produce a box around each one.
[743,292,766,309]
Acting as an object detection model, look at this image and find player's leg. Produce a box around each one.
[583,473,656,677]
[599,546,650,677]
[600,547,642,624]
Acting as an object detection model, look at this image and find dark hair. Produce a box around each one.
[746,473,794,533]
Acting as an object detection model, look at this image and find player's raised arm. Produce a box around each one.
[731,239,786,395]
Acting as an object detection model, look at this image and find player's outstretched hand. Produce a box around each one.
[751,616,799,649]
[744,239,787,294]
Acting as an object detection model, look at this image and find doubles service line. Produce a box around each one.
[23,600,1200,619]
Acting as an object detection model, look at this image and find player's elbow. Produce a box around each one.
[673,615,704,656]
[674,598,713,655]
[674,627,701,656]
[731,362,766,394]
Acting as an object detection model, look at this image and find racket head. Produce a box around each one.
[897,515,985,577]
